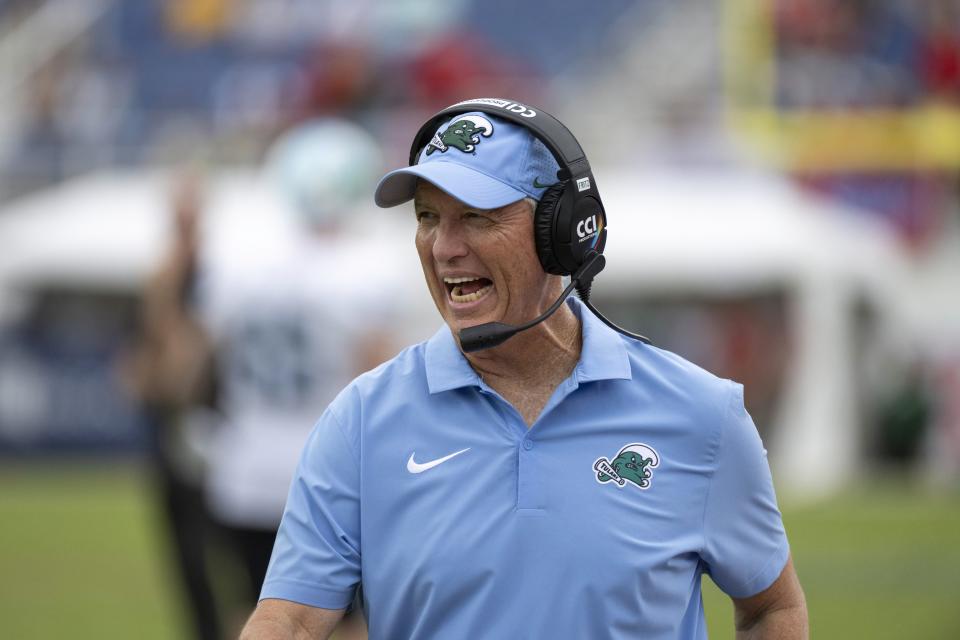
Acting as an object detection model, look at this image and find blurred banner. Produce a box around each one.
[726,0,960,171]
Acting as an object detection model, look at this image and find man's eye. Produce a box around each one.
[416,211,437,223]
[464,212,489,222]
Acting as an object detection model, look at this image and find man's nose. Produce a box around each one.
[432,220,469,263]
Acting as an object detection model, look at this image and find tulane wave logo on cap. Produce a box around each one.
[594,443,660,490]
[426,115,494,155]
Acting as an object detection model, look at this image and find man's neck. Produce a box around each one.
[464,303,582,425]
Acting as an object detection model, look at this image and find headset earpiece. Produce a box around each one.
[535,182,607,276]
[534,181,569,275]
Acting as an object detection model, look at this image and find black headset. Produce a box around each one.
[410,98,650,352]
[410,98,605,277]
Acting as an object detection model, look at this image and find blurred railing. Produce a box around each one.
[0,0,114,200]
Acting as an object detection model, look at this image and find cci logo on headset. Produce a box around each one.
[451,98,537,118]
[577,215,599,240]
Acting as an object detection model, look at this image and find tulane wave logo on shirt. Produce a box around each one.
[594,443,660,490]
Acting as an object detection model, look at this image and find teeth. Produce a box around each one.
[450,283,493,303]
[443,276,481,284]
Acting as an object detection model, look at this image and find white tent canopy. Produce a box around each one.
[0,170,417,289]
[598,168,902,295]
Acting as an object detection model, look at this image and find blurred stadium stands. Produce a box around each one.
[0,0,654,199]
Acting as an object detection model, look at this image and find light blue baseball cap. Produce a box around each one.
[375,112,561,209]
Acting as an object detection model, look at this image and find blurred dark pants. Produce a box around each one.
[213,522,277,606]
[148,415,222,640]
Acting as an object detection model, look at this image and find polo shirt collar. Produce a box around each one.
[424,296,632,394]
[425,324,482,393]
[569,296,633,383]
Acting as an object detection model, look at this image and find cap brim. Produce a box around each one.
[374,160,529,209]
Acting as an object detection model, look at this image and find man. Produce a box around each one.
[131,121,388,636]
[243,101,808,639]
[126,173,222,640]
[198,118,393,636]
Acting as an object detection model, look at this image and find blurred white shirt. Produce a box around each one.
[197,220,397,529]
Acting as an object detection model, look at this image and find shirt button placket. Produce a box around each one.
[517,435,541,511]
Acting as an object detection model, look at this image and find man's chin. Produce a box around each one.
[447,316,491,338]
[442,293,499,328]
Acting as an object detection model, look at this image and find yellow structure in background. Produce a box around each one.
[724,0,960,171]
[165,0,233,42]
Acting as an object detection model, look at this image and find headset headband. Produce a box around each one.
[408,98,593,182]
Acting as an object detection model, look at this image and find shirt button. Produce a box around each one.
[523,439,534,450]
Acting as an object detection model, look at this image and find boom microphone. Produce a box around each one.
[459,252,650,353]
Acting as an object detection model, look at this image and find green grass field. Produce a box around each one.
[1,461,959,639]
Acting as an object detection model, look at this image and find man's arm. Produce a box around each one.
[731,556,808,639]
[125,174,214,409]
[240,599,344,640]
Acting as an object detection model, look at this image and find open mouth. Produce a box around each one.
[443,276,494,303]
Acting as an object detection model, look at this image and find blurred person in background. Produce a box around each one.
[242,99,807,639]
[196,117,395,638]
[920,0,960,103]
[126,173,223,640]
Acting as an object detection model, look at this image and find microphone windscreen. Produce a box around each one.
[459,322,518,353]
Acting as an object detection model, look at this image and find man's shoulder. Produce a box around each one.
[328,340,431,415]
[622,338,737,414]
[357,340,430,390]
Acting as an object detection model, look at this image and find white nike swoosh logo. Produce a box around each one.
[406,448,471,474]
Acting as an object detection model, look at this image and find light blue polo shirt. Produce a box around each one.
[261,298,789,639]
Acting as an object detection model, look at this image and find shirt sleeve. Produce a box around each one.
[700,382,790,598]
[259,404,361,609]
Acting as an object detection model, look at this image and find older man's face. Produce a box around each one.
[413,182,553,341]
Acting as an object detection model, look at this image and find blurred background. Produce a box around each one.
[0,0,958,638]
